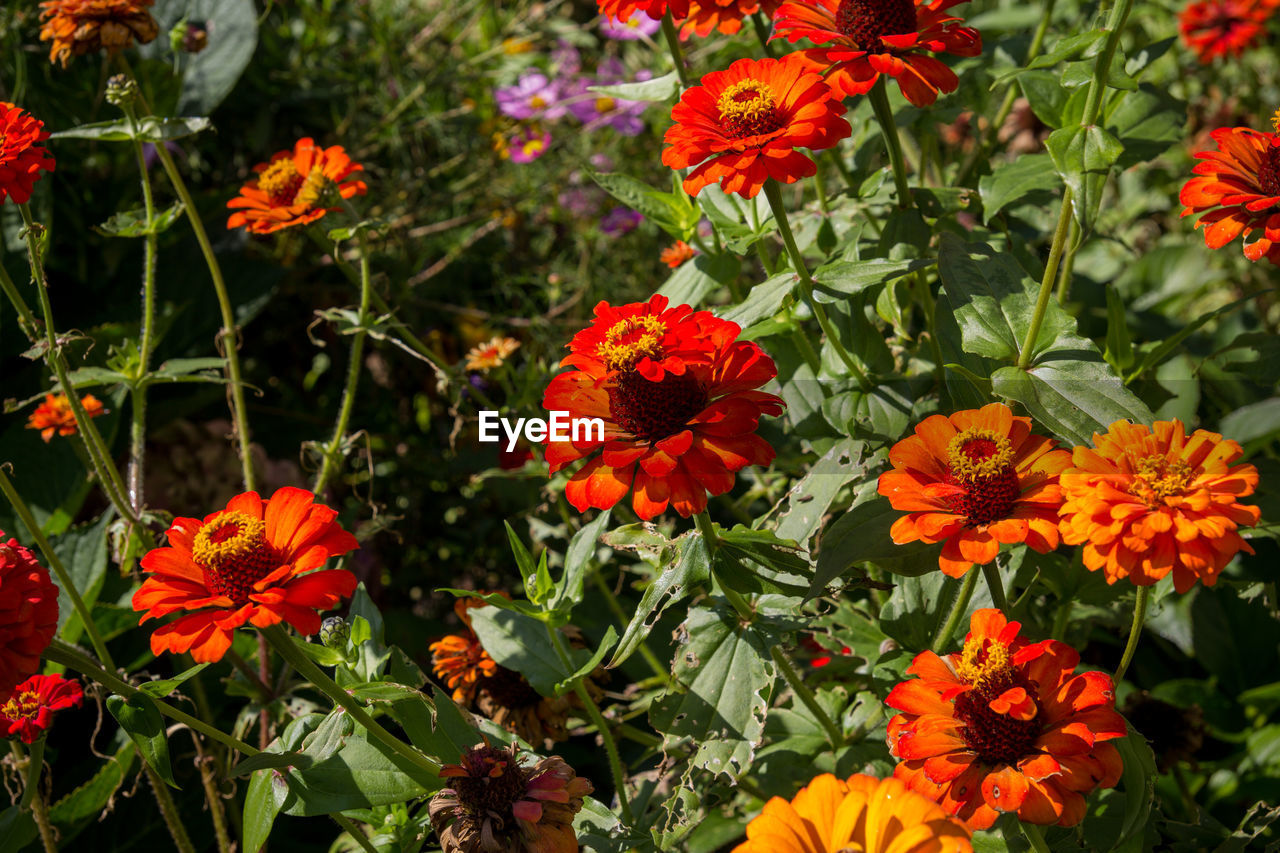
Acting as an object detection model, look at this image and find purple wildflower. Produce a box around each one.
[600,206,643,236]
[508,127,552,163]
[495,71,567,121]
[569,61,652,136]
[600,14,662,39]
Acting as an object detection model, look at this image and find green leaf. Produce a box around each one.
[1221,398,1280,445]
[106,693,178,788]
[814,480,942,595]
[469,606,570,696]
[978,154,1061,223]
[1112,724,1158,849]
[585,169,699,240]
[772,440,875,549]
[279,734,433,816]
[48,741,136,827]
[1045,124,1124,231]
[1103,285,1133,372]
[610,532,711,668]
[588,72,679,102]
[555,509,612,613]
[231,752,314,778]
[810,258,935,304]
[990,361,1154,447]
[52,510,112,646]
[556,626,619,693]
[656,253,741,308]
[720,273,796,328]
[713,526,813,598]
[649,605,776,780]
[243,764,289,852]
[146,0,259,114]
[1024,30,1108,71]
[1105,85,1185,170]
[0,807,36,853]
[94,201,185,238]
[1126,290,1261,383]
[51,116,212,143]
[138,663,211,698]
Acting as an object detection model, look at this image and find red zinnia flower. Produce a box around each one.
[1179,112,1280,265]
[0,103,56,206]
[1178,0,1277,63]
[0,535,59,701]
[680,0,784,37]
[543,294,784,519]
[598,0,692,23]
[877,403,1071,578]
[26,392,107,442]
[887,609,1126,830]
[0,674,83,744]
[772,0,982,107]
[132,487,359,663]
[662,54,852,198]
[227,138,367,235]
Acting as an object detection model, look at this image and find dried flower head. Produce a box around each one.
[39,0,159,67]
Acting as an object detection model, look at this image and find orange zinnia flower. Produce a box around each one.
[877,402,1070,578]
[598,0,692,23]
[662,54,852,199]
[680,0,783,37]
[733,772,972,852]
[26,393,107,442]
[1058,419,1261,593]
[1,674,83,744]
[659,239,697,267]
[39,0,159,67]
[1178,0,1277,63]
[1179,112,1280,265]
[465,336,521,372]
[0,104,56,206]
[887,609,1126,830]
[772,0,982,107]
[132,487,359,663]
[543,294,784,519]
[226,138,367,235]
[0,536,59,702]
[429,596,502,704]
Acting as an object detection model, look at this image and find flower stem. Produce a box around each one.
[590,571,668,681]
[546,627,633,825]
[1020,822,1053,853]
[1014,188,1073,369]
[0,467,115,670]
[750,13,777,58]
[692,509,719,549]
[1113,585,1150,684]
[128,134,158,515]
[771,645,844,749]
[145,762,196,853]
[44,640,260,757]
[762,180,871,390]
[313,230,373,496]
[332,815,379,853]
[1051,599,1073,640]
[261,625,441,777]
[980,560,1008,612]
[192,742,232,853]
[0,261,39,340]
[660,13,690,88]
[931,569,979,654]
[14,744,59,853]
[867,78,912,210]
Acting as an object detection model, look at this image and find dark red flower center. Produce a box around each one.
[952,639,1043,766]
[191,511,279,605]
[945,428,1020,525]
[717,79,785,138]
[835,0,919,50]
[608,370,708,442]
[1258,142,1280,199]
[446,745,531,814]
[0,689,40,723]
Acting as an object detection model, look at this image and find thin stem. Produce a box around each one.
[867,78,912,209]
[660,13,690,88]
[590,571,668,681]
[25,758,58,853]
[1020,822,1053,853]
[1055,218,1080,305]
[145,763,196,853]
[762,181,871,390]
[44,640,260,757]
[751,12,777,58]
[1051,599,1073,641]
[0,261,39,339]
[313,231,373,495]
[771,646,844,749]
[692,509,719,548]
[0,467,115,669]
[193,745,232,853]
[1113,586,1150,684]
[261,625,440,777]
[980,560,1008,612]
[332,815,379,853]
[546,627,632,824]
[1015,189,1073,369]
[931,569,979,654]
[127,129,158,515]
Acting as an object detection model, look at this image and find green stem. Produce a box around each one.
[761,181,871,390]
[192,742,233,853]
[546,627,632,824]
[692,509,719,549]
[17,744,59,853]
[145,763,196,853]
[980,560,1008,612]
[1051,599,1073,640]
[127,130,158,514]
[0,260,39,340]
[261,625,440,776]
[1015,189,1073,369]
[313,231,373,496]
[590,571,668,681]
[867,78,911,209]
[332,815,379,853]
[0,468,115,669]
[750,12,777,58]
[1055,218,1080,305]
[931,569,979,654]
[44,640,260,757]
[1020,822,1053,853]
[771,646,844,749]
[660,13,690,88]
[1113,586,1149,684]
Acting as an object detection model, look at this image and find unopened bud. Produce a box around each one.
[320,616,350,649]
[105,74,138,108]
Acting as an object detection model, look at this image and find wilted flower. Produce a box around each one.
[465,336,521,372]
[39,0,159,67]
[600,206,644,236]
[26,393,107,443]
[0,103,56,206]
[226,138,366,235]
[0,674,83,744]
[429,743,592,853]
[887,609,1126,830]
[1058,419,1261,593]
[0,535,59,702]
[495,71,568,121]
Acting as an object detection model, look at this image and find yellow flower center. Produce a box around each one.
[1272,107,1280,133]
[954,637,1012,691]
[1129,455,1195,505]
[0,689,40,723]
[947,428,1015,484]
[530,95,547,109]
[598,315,666,372]
[191,511,277,604]
[951,636,1043,765]
[258,158,306,206]
[717,79,783,138]
[595,96,617,114]
[521,139,546,157]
